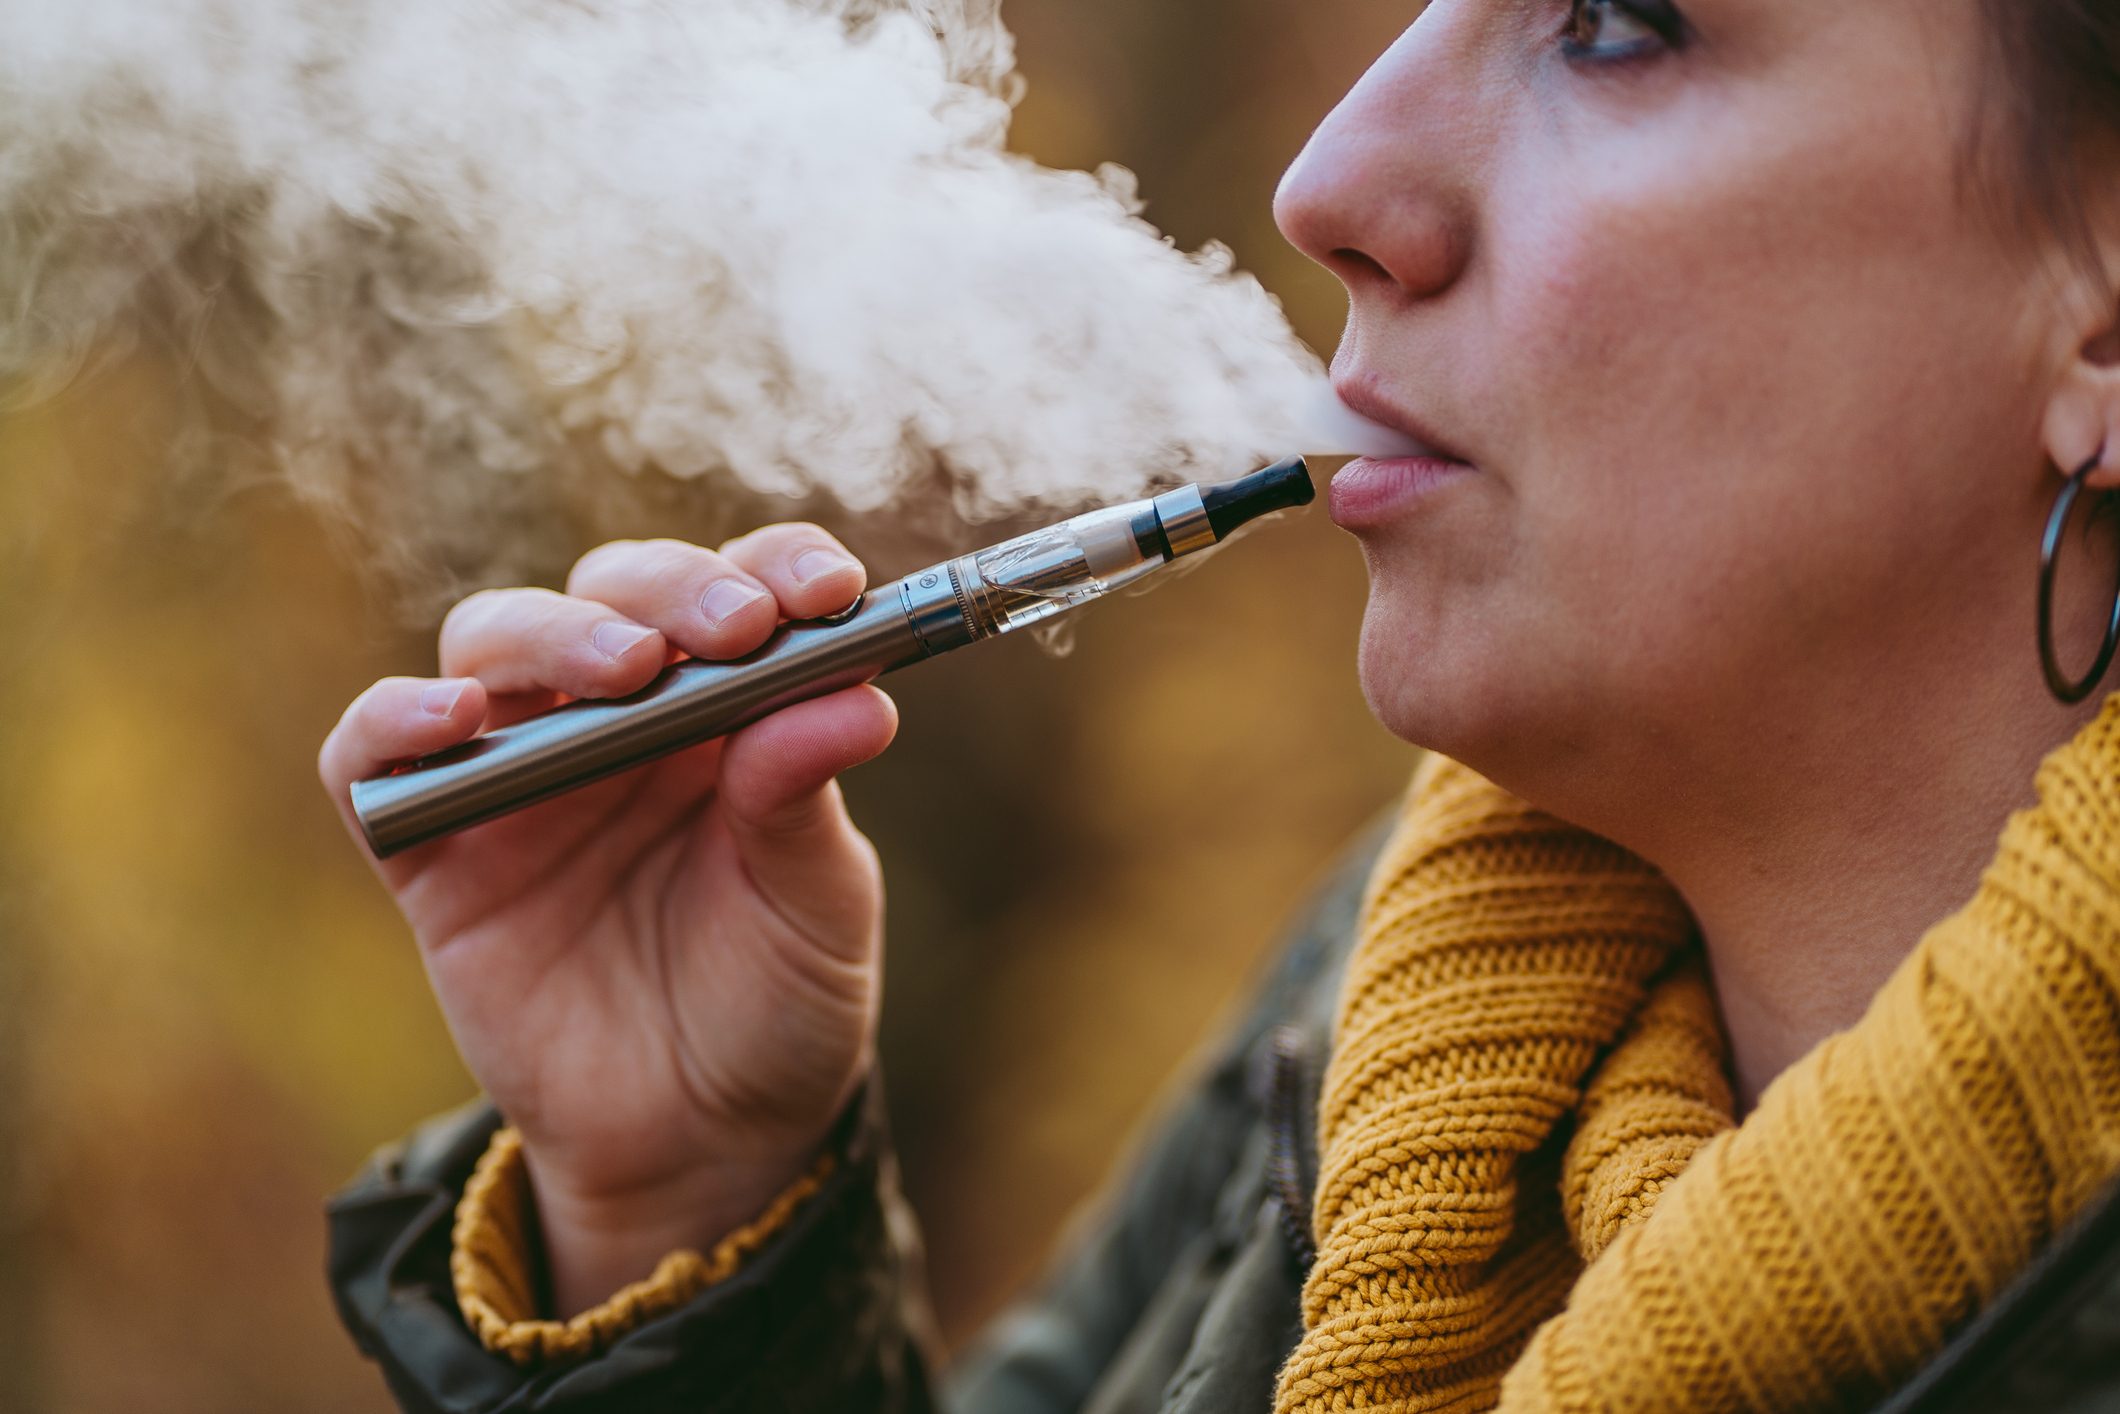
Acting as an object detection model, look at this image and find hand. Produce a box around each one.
[319,525,898,1315]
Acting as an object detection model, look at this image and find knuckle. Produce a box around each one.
[673,546,745,590]
[847,829,884,887]
[439,587,515,640]
[317,719,351,782]
[642,536,709,556]
[636,537,715,573]
[564,538,647,594]
[359,676,417,714]
[440,589,575,668]
[716,522,772,552]
[332,678,407,756]
[758,521,831,549]
[724,521,833,559]
[571,538,719,600]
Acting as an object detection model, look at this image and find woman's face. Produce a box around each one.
[1278,0,2102,817]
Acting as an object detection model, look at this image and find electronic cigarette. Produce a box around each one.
[352,456,1313,857]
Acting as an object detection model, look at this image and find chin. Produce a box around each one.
[1356,593,1471,754]
[1353,574,1549,789]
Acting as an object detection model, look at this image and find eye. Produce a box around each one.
[1562,0,1684,62]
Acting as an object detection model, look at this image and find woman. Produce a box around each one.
[320,0,2120,1408]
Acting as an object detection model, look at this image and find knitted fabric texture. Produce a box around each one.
[1276,696,2120,1414]
[452,1126,832,1365]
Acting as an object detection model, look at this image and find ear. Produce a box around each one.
[2045,316,2120,491]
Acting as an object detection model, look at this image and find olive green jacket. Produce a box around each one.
[327,829,2120,1413]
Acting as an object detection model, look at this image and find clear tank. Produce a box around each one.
[969,499,1168,635]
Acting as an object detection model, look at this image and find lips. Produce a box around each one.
[1326,376,1478,530]
[1328,456,1478,529]
[1329,376,1469,466]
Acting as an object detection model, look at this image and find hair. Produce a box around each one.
[1982,0,2120,263]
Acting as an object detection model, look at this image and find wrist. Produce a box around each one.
[523,1142,820,1318]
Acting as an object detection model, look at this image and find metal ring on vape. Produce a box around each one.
[2038,454,2120,705]
[948,555,992,640]
[1153,485,1216,558]
[900,565,981,655]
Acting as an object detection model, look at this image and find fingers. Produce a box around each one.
[717,685,899,843]
[321,525,877,867]
[439,587,670,701]
[713,683,898,953]
[718,523,867,622]
[318,676,489,826]
[552,526,867,672]
[566,540,783,661]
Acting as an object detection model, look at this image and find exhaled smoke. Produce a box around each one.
[0,0,1367,590]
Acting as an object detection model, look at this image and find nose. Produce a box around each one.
[1274,20,1478,307]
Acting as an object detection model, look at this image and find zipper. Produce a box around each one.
[1266,1024,1320,1272]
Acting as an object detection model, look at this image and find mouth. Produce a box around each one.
[1327,375,1478,530]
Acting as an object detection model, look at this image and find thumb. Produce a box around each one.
[714,685,899,930]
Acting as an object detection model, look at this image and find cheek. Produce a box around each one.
[1475,81,2045,692]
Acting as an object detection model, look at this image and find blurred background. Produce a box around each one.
[0,1,1420,1407]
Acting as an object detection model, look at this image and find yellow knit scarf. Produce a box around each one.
[1275,695,2120,1413]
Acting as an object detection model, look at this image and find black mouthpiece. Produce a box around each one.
[1202,456,1314,541]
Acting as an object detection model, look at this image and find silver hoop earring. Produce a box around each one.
[2038,455,2120,706]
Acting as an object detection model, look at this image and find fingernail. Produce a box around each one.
[793,549,858,587]
[700,578,771,627]
[592,621,657,661]
[420,681,470,718]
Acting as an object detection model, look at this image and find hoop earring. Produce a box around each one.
[2038,454,2120,705]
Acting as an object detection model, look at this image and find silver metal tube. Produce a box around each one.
[353,569,972,857]
[351,457,1311,859]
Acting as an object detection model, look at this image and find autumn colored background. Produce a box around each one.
[0,2,1421,1406]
